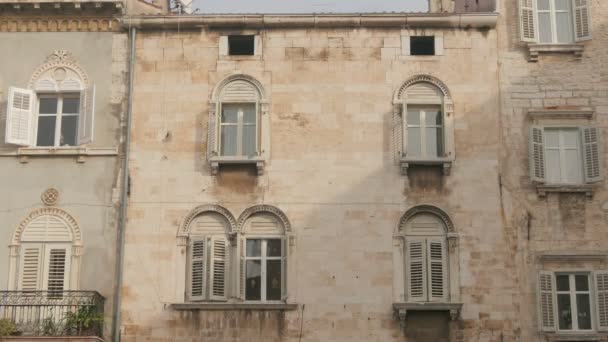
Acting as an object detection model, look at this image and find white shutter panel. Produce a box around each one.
[5,87,35,146]
[581,126,603,183]
[19,244,43,291]
[188,238,206,301]
[45,248,69,299]
[207,108,217,159]
[595,271,608,331]
[427,238,448,302]
[406,238,427,302]
[210,237,228,301]
[77,85,95,145]
[239,237,246,300]
[573,0,592,42]
[529,126,546,183]
[281,237,288,301]
[401,99,408,157]
[538,272,557,332]
[519,0,537,42]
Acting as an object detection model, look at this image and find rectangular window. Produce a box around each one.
[410,36,435,56]
[407,106,444,159]
[544,128,582,184]
[36,95,80,147]
[245,239,282,301]
[220,103,257,157]
[555,273,592,331]
[229,35,255,56]
[537,0,574,43]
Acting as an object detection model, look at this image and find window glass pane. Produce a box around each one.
[556,12,573,43]
[555,0,569,11]
[39,98,58,114]
[245,260,261,300]
[407,128,421,157]
[221,105,239,123]
[425,110,442,126]
[556,275,570,291]
[220,126,237,156]
[537,0,550,10]
[557,293,573,330]
[426,127,442,157]
[545,150,561,183]
[60,115,78,146]
[575,275,589,291]
[266,260,282,301]
[246,239,261,257]
[538,13,553,43]
[576,294,592,330]
[564,149,582,183]
[62,97,80,114]
[37,116,56,146]
[242,104,256,124]
[407,110,420,126]
[545,130,559,148]
[562,129,579,148]
[267,239,282,257]
[242,125,257,157]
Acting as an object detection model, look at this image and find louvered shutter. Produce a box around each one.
[573,0,592,42]
[529,126,546,183]
[5,87,35,146]
[519,0,537,42]
[45,248,68,299]
[210,237,228,301]
[19,244,43,291]
[406,238,427,302]
[427,238,448,302]
[207,107,217,159]
[581,126,603,183]
[77,85,95,145]
[281,238,288,301]
[401,98,408,157]
[538,272,557,332]
[188,238,206,301]
[238,237,246,300]
[595,271,608,331]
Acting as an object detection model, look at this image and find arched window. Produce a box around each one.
[394,75,455,175]
[237,205,290,302]
[4,50,95,147]
[208,74,269,175]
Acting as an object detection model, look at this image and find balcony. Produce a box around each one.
[0,291,104,340]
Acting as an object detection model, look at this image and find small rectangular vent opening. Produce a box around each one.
[229,35,255,56]
[410,36,435,56]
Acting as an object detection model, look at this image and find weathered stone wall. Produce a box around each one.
[497,0,608,340]
[122,25,520,341]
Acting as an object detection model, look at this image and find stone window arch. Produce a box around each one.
[393,75,455,175]
[7,208,83,294]
[207,74,270,175]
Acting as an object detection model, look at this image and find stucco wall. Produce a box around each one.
[121,26,519,341]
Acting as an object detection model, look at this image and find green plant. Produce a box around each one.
[42,315,59,336]
[62,306,104,336]
[0,319,17,337]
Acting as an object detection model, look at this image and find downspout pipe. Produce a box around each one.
[112,26,136,342]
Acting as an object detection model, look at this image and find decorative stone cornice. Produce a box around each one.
[393,302,463,323]
[0,17,121,32]
[178,204,238,237]
[11,207,82,246]
[236,205,292,233]
[394,74,452,104]
[28,49,89,90]
[398,204,455,234]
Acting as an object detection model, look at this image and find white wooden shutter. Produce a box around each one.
[529,126,546,183]
[207,108,217,159]
[210,237,228,301]
[427,238,448,302]
[18,244,43,291]
[406,238,427,302]
[238,237,246,300]
[538,272,557,332]
[281,237,288,301]
[573,0,592,42]
[434,36,444,56]
[519,0,537,42]
[581,126,603,183]
[595,271,608,331]
[188,238,206,301]
[77,85,95,145]
[45,247,69,298]
[401,99,408,157]
[5,87,35,146]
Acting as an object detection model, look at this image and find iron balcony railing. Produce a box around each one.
[0,291,104,337]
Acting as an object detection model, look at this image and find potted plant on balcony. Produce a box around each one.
[62,306,104,336]
[0,319,19,337]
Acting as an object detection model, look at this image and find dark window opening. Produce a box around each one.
[229,35,255,56]
[410,36,435,56]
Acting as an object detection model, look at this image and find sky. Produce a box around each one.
[192,0,429,14]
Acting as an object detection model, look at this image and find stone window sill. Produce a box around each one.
[528,110,594,121]
[392,302,463,322]
[0,147,118,163]
[398,55,442,61]
[171,302,298,311]
[209,156,265,175]
[400,158,453,175]
[527,43,584,62]
[219,55,262,61]
[536,184,595,199]
[543,332,607,341]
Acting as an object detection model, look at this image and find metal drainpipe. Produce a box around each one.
[112,26,136,342]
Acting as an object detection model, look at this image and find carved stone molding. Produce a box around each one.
[398,204,456,234]
[8,245,20,257]
[527,43,584,62]
[12,207,82,246]
[0,18,121,32]
[178,204,238,238]
[393,74,452,104]
[536,184,595,199]
[41,188,60,206]
[28,50,89,90]
[392,302,463,323]
[236,205,292,233]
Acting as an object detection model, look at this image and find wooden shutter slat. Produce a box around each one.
[46,249,67,299]
[406,238,426,302]
[581,126,603,183]
[281,238,288,301]
[538,272,556,332]
[427,238,447,302]
[519,0,537,42]
[573,0,592,41]
[189,238,206,301]
[596,272,608,331]
[5,87,35,146]
[529,126,546,183]
[77,85,95,145]
[19,245,42,291]
[239,237,246,300]
[210,237,228,301]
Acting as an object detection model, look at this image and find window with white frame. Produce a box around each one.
[36,95,80,147]
[407,105,444,159]
[529,126,603,185]
[538,271,608,332]
[519,0,592,43]
[220,103,257,158]
[219,35,261,57]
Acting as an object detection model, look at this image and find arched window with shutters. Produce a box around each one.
[208,74,269,175]
[236,205,291,303]
[7,208,83,296]
[393,75,455,175]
